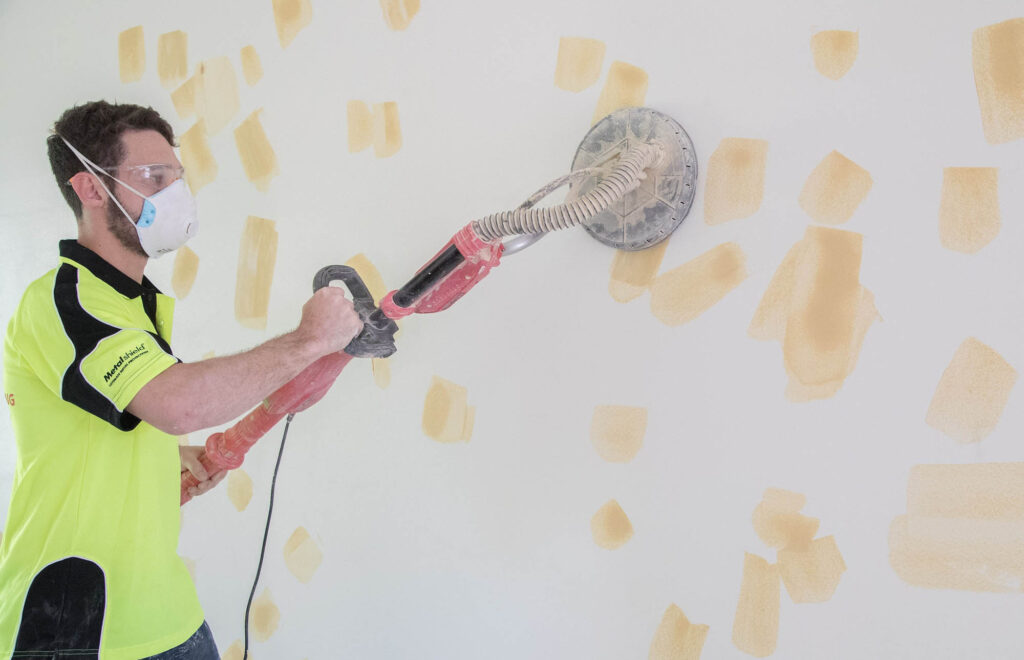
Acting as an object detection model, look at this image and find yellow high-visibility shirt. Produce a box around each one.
[0,240,203,659]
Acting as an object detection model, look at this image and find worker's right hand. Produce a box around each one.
[296,287,364,357]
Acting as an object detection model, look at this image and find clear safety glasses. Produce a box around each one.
[102,163,186,190]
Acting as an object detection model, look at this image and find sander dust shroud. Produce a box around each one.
[180,106,696,654]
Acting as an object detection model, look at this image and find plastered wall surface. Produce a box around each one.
[1,1,1024,658]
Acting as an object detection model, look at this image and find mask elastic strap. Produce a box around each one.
[58,135,148,224]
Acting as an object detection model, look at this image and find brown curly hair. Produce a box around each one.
[48,101,176,218]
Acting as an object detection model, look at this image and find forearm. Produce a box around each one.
[128,330,325,435]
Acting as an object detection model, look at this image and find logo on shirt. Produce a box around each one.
[4,392,13,406]
[103,343,150,386]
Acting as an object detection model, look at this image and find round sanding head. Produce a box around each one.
[569,107,697,251]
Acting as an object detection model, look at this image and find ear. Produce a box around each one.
[68,171,109,212]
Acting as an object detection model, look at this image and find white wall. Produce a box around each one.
[2,1,1023,658]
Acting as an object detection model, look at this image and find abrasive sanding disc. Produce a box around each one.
[569,107,697,251]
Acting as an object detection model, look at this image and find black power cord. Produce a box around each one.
[242,412,295,659]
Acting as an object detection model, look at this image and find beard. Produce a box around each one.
[106,195,148,258]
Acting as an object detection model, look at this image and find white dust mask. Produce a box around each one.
[60,136,198,258]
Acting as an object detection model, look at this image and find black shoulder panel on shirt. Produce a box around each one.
[148,328,174,356]
[53,264,142,431]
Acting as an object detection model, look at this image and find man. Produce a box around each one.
[0,101,363,658]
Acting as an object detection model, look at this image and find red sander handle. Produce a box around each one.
[180,352,353,504]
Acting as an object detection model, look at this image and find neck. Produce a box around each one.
[77,228,148,284]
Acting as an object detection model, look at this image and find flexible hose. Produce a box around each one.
[501,166,602,255]
[472,141,664,241]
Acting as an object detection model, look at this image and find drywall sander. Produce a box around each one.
[180,106,698,504]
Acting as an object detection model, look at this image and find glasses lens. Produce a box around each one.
[138,164,184,188]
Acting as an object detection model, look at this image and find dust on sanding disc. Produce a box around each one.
[568,107,697,251]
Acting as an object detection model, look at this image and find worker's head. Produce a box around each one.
[48,101,190,258]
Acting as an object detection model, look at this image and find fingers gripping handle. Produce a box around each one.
[314,265,398,358]
[180,450,219,503]
[180,405,286,505]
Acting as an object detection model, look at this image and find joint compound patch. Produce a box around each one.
[590,499,633,549]
[810,30,859,80]
[733,488,846,653]
[347,101,402,157]
[972,19,1024,144]
[590,404,647,462]
[939,167,1001,253]
[227,469,253,512]
[379,0,420,31]
[650,242,747,326]
[649,604,709,660]
[422,376,474,443]
[234,216,279,330]
[240,45,263,86]
[608,242,668,303]
[778,535,846,603]
[732,553,779,657]
[926,338,1017,443]
[118,26,145,83]
[250,589,280,642]
[180,120,218,194]
[273,0,313,48]
[283,526,323,583]
[798,151,873,225]
[347,101,374,153]
[752,488,819,550]
[157,31,188,90]
[704,138,769,225]
[749,226,878,401]
[222,641,250,660]
[171,75,198,120]
[171,246,200,299]
[555,37,606,92]
[890,463,1024,592]
[234,109,279,191]
[373,102,402,158]
[195,57,239,136]
[593,61,648,125]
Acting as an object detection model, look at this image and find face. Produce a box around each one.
[104,130,183,257]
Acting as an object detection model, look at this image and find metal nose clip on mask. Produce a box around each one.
[59,136,198,258]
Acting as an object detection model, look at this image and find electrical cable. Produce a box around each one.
[242,412,295,660]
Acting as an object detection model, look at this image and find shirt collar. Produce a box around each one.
[58,240,163,299]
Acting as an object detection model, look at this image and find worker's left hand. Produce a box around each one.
[179,446,227,498]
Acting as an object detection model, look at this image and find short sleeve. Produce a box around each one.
[79,329,179,416]
[50,266,180,431]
